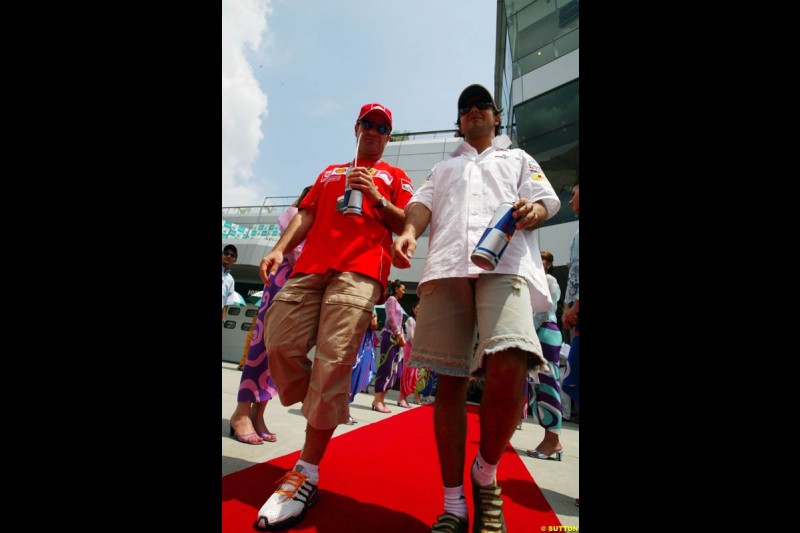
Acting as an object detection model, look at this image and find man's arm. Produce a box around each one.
[392,202,431,268]
[260,208,315,284]
[375,198,406,235]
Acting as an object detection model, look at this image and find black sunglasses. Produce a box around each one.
[458,102,494,116]
[223,251,237,258]
[357,119,391,135]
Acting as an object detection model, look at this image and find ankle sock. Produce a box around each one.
[443,485,467,519]
[471,452,497,486]
[294,460,319,485]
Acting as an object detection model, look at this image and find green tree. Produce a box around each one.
[390,130,411,142]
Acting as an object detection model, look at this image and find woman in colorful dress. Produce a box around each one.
[346,310,379,424]
[526,250,564,460]
[398,302,421,407]
[371,280,406,413]
[228,187,311,444]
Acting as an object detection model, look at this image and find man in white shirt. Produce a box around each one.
[221,244,238,320]
[392,84,560,533]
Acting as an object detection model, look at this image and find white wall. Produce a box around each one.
[535,220,578,268]
[222,305,257,363]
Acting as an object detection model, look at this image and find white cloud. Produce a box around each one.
[222,0,272,206]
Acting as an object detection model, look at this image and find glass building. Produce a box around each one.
[496,0,579,227]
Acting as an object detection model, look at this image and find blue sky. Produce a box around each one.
[222,0,497,207]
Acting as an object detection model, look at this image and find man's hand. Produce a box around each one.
[512,199,547,230]
[347,166,382,205]
[392,233,417,268]
[260,250,284,285]
[562,301,579,329]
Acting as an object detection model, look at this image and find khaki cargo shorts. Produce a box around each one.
[264,270,380,429]
[409,275,545,377]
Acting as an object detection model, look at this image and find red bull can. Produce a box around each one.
[470,202,516,270]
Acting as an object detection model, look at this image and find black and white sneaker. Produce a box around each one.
[255,465,319,530]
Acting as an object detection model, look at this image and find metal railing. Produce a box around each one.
[389,125,515,142]
[389,129,458,141]
[222,197,295,216]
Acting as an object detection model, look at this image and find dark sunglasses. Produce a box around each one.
[458,102,494,116]
[357,119,391,135]
[223,252,237,258]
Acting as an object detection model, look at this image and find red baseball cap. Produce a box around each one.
[357,102,392,130]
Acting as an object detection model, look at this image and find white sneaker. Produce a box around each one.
[255,465,319,530]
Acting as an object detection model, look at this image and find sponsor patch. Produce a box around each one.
[372,169,394,185]
[321,167,347,184]
[527,162,542,173]
[530,173,546,181]
[402,183,414,193]
[322,167,348,177]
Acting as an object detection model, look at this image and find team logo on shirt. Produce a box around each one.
[371,168,393,186]
[527,162,542,173]
[402,183,414,193]
[530,173,546,181]
[321,167,347,184]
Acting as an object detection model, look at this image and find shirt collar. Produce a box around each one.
[450,134,512,157]
[222,266,231,276]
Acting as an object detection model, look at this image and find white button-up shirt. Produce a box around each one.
[222,267,235,309]
[409,135,560,312]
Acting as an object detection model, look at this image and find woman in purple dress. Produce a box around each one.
[345,310,379,424]
[227,187,311,444]
[371,280,406,413]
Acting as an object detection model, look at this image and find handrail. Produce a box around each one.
[222,198,294,214]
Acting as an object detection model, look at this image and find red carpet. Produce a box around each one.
[222,403,561,532]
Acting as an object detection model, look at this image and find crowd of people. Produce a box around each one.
[221,88,579,531]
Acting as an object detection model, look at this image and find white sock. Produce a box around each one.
[471,453,497,487]
[443,485,467,519]
[294,459,319,485]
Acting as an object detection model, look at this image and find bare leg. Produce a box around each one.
[531,429,562,456]
[230,402,262,442]
[433,375,470,487]
[372,391,390,411]
[479,348,528,464]
[299,423,336,465]
[250,401,271,436]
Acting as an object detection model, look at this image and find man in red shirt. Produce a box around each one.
[254,102,413,531]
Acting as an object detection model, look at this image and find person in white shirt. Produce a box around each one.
[392,84,560,533]
[221,244,238,321]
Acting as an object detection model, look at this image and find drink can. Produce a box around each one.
[470,202,516,270]
[342,167,363,217]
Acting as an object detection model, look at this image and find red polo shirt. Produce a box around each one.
[292,159,414,300]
